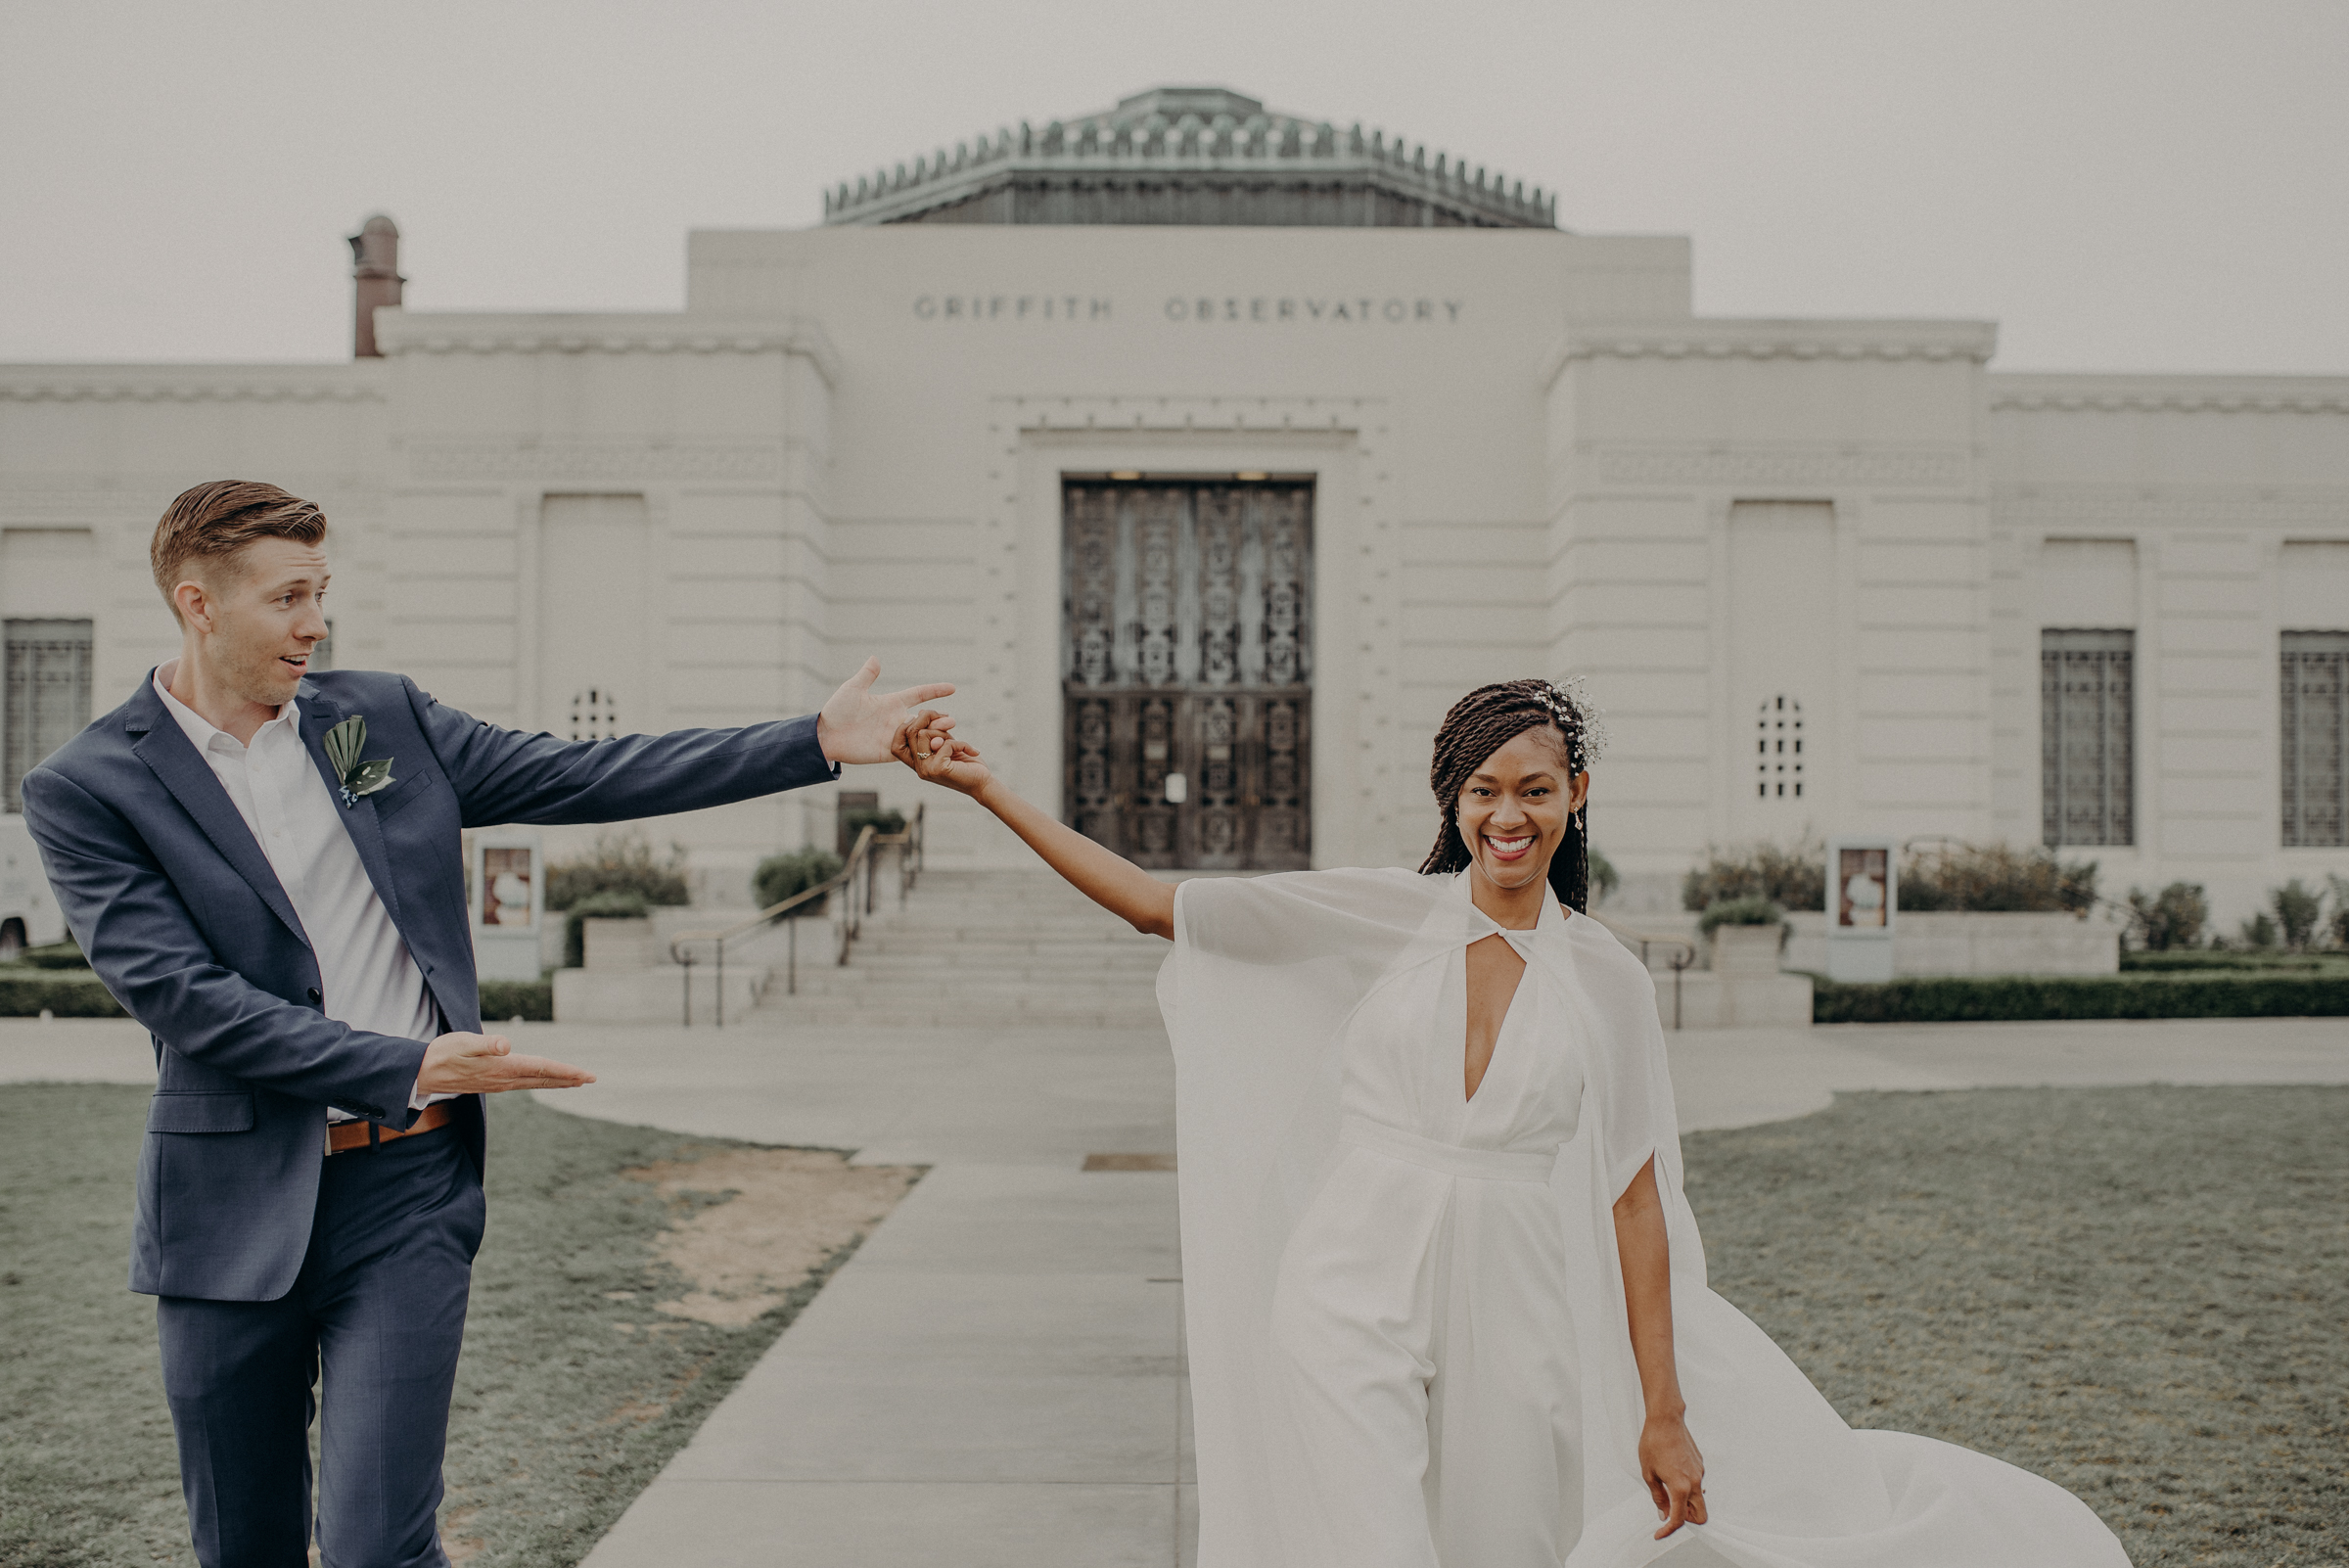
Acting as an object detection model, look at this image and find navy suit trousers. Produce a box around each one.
[158,1126,484,1568]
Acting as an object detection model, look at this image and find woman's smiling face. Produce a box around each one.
[1454,725,1590,894]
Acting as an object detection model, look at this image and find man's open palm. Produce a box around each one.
[417,1032,595,1094]
[818,657,956,765]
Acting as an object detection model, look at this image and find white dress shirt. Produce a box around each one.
[154,666,442,1121]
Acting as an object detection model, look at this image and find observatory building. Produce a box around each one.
[2,86,2345,922]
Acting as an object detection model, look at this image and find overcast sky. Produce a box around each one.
[3,0,2342,374]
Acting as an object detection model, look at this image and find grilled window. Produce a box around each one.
[2042,628,2134,847]
[1756,695,1804,799]
[569,687,621,741]
[2281,630,2349,848]
[5,619,94,812]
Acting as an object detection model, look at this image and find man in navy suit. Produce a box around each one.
[23,480,956,1568]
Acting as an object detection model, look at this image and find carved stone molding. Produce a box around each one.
[1559,325,1996,369]
[406,442,784,483]
[1996,492,2349,530]
[1,476,378,517]
[0,378,380,404]
[1991,387,2349,415]
[1590,447,1977,487]
[997,393,1378,433]
[374,317,841,383]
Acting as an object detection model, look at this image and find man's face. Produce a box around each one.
[181,537,331,709]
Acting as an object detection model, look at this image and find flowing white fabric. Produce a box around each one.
[1161,868,2130,1568]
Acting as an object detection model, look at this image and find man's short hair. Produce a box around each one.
[151,481,329,623]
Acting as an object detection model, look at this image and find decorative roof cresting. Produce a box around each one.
[823,84,1556,230]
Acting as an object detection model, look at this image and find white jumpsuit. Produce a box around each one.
[1268,910,1585,1568]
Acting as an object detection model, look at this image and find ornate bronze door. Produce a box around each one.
[1062,480,1313,869]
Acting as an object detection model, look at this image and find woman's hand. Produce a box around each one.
[1639,1410,1707,1538]
[892,715,991,798]
[887,715,1174,938]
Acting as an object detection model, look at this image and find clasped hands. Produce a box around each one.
[888,708,986,793]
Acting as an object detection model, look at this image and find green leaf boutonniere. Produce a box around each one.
[323,715,395,808]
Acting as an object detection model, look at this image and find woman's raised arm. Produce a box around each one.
[892,717,1175,940]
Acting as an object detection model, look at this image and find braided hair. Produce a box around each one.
[1418,677,1605,912]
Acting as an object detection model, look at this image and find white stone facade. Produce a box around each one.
[3,220,2344,928]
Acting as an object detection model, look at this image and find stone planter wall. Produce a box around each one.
[581,916,657,972]
[1783,910,2119,976]
[1708,923,1785,975]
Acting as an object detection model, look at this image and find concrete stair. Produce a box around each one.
[748,868,1170,1029]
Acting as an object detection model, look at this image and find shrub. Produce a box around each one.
[1681,840,1823,913]
[841,807,907,847]
[0,972,125,1017]
[1698,897,1784,936]
[476,981,554,1023]
[2271,878,2324,950]
[18,936,90,970]
[1811,970,2349,1024]
[2239,911,2279,949]
[2331,875,2349,949]
[2125,882,2208,951]
[754,849,843,914]
[544,832,689,912]
[563,890,649,969]
[1899,843,2097,913]
[1587,848,1621,905]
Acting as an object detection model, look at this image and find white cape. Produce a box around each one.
[1160,868,2129,1568]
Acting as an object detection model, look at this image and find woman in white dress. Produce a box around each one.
[893,678,2130,1568]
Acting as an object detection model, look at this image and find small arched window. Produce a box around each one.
[1756,695,1804,799]
[569,688,620,742]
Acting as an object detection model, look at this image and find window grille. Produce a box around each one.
[569,688,621,741]
[5,620,94,812]
[1756,695,1804,799]
[2041,628,2133,847]
[2281,630,2348,847]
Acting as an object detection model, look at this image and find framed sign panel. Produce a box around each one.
[1825,837,1896,982]
[470,829,545,982]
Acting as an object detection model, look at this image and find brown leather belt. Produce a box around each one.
[326,1100,454,1155]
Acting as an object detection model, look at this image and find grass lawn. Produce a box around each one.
[5,1084,2340,1566]
[1685,1084,2346,1568]
[0,1087,915,1568]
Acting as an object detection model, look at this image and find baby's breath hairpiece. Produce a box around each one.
[1535,674,1608,774]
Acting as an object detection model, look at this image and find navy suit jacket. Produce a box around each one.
[23,669,837,1301]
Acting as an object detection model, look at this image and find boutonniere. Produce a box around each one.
[323,716,395,808]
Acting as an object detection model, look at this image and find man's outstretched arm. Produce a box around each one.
[415,658,954,828]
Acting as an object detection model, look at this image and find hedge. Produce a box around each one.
[1812,970,2349,1024]
[2121,949,2349,973]
[0,972,553,1023]
[478,981,555,1023]
[0,972,126,1017]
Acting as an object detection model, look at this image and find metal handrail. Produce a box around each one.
[1590,911,1700,1032]
[667,803,926,1027]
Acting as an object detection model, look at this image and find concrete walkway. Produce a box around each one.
[9,1012,2346,1566]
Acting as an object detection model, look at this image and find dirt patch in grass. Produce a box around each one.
[625,1148,918,1328]
[0,1087,918,1568]
[1684,1084,2346,1568]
